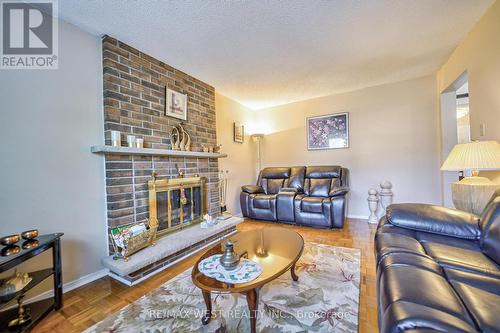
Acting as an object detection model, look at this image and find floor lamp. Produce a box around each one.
[251,134,264,174]
[441,140,500,215]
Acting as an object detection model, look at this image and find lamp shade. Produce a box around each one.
[441,141,500,171]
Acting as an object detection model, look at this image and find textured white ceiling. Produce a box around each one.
[59,0,493,109]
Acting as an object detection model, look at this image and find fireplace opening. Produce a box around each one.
[148,175,207,237]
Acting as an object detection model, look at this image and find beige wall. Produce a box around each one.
[252,76,441,218]
[215,93,257,215]
[0,19,107,294]
[437,0,500,183]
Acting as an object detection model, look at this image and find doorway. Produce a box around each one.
[440,72,470,207]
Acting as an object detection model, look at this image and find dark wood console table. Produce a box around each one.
[0,233,63,332]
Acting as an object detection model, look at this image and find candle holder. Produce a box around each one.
[111,130,121,147]
[8,294,31,328]
[136,138,144,148]
[127,135,136,148]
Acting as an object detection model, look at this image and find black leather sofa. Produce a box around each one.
[240,166,349,228]
[375,195,500,333]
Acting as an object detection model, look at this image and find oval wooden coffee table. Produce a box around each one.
[191,227,304,333]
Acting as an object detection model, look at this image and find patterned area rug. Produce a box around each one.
[85,243,361,333]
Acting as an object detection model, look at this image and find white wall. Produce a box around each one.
[0,19,107,293]
[216,93,257,215]
[253,76,441,218]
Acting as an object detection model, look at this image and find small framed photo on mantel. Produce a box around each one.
[307,112,349,150]
[165,88,187,120]
[234,122,244,143]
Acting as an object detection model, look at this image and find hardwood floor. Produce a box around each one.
[34,219,378,333]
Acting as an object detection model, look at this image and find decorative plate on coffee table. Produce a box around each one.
[198,254,262,284]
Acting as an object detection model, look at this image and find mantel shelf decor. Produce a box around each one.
[91,145,228,158]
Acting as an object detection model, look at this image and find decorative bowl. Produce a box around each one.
[21,230,38,240]
[0,235,20,246]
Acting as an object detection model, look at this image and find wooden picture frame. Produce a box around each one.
[234,122,244,143]
[165,88,187,120]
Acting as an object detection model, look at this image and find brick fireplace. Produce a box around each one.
[100,36,221,253]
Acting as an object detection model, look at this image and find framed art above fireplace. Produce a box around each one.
[165,88,187,120]
[307,112,349,150]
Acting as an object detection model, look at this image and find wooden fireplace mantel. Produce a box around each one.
[90,145,227,158]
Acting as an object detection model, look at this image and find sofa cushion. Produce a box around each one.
[264,178,285,194]
[308,179,331,197]
[381,301,477,333]
[300,197,324,213]
[479,196,500,264]
[260,167,290,179]
[378,253,441,274]
[306,165,341,178]
[444,269,500,333]
[293,194,332,228]
[416,232,480,250]
[452,284,500,333]
[248,194,277,221]
[444,268,500,298]
[286,166,306,191]
[375,233,428,263]
[421,241,499,275]
[252,194,276,209]
[379,265,474,323]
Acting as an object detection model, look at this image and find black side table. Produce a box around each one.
[0,233,63,332]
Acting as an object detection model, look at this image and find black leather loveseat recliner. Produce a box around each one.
[375,195,500,333]
[240,166,349,228]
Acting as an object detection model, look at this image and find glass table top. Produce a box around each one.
[192,227,304,292]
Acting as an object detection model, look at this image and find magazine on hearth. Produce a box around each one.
[110,223,147,249]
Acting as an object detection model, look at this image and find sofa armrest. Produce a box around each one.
[386,203,480,240]
[329,186,349,197]
[241,185,264,194]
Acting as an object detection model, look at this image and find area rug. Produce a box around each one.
[85,243,361,333]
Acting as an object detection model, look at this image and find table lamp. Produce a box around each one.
[441,140,500,215]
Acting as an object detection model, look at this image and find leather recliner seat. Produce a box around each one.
[240,166,349,228]
[375,195,500,333]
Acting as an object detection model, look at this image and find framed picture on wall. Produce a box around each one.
[307,112,349,150]
[234,122,244,143]
[165,88,187,120]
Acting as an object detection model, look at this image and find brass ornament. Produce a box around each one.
[21,229,38,240]
[1,234,20,246]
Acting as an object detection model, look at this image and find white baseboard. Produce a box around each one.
[23,268,109,305]
[347,214,369,220]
